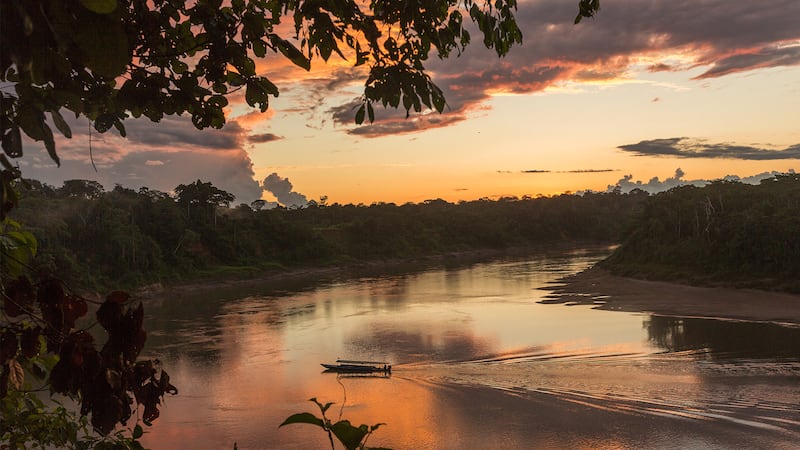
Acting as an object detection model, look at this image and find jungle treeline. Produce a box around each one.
[12,173,800,294]
[10,179,646,292]
[602,173,800,292]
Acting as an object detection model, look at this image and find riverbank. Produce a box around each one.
[134,244,614,300]
[545,265,800,325]
[136,246,800,326]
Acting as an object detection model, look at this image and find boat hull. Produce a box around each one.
[320,363,390,373]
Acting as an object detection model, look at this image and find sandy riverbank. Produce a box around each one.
[545,266,800,325]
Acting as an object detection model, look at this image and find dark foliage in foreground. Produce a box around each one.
[1,277,176,445]
[602,174,800,291]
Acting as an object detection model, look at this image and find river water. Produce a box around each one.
[139,248,800,449]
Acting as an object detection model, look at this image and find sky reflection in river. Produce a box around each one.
[140,249,800,449]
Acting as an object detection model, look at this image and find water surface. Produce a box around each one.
[139,249,800,449]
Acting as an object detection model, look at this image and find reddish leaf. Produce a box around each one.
[143,403,160,425]
[20,327,41,358]
[0,365,8,398]
[7,359,23,389]
[49,357,78,394]
[96,300,122,332]
[37,278,66,307]
[158,369,178,395]
[0,331,17,365]
[92,394,125,435]
[62,294,89,328]
[134,360,155,385]
[124,329,147,363]
[130,302,143,334]
[106,291,130,304]
[3,276,34,317]
[37,279,67,348]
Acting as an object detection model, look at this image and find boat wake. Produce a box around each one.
[400,347,800,437]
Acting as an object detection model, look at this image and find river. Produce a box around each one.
[138,248,800,449]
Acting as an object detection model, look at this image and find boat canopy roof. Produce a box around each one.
[336,359,390,365]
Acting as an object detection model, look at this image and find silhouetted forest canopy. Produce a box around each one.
[602,173,800,292]
[11,178,643,292]
[12,173,800,294]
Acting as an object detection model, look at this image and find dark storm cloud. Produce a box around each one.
[321,1,800,138]
[324,1,800,138]
[21,114,263,202]
[618,138,800,160]
[694,44,800,79]
[122,116,245,149]
[329,98,467,137]
[647,63,675,72]
[286,68,367,118]
[455,0,799,76]
[262,172,308,208]
[40,114,246,161]
[20,148,264,203]
[248,133,283,143]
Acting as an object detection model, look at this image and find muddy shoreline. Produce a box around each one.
[134,244,613,299]
[135,244,800,326]
[544,265,800,325]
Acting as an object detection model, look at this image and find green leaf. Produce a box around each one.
[330,420,368,450]
[432,89,446,113]
[17,105,60,166]
[113,119,127,137]
[257,78,279,97]
[252,40,267,58]
[50,110,72,139]
[80,0,118,14]
[310,397,334,414]
[227,71,245,86]
[17,105,47,141]
[94,114,116,133]
[133,424,143,439]
[74,15,129,78]
[355,104,365,124]
[245,82,268,112]
[367,102,374,122]
[42,124,58,167]
[271,36,311,71]
[172,60,189,74]
[279,412,325,429]
[1,124,22,158]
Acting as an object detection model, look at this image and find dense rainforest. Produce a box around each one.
[11,173,800,295]
[602,173,800,292]
[9,178,646,293]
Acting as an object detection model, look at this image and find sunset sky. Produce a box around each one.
[19,0,800,206]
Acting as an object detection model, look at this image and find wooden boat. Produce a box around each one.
[321,359,392,373]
